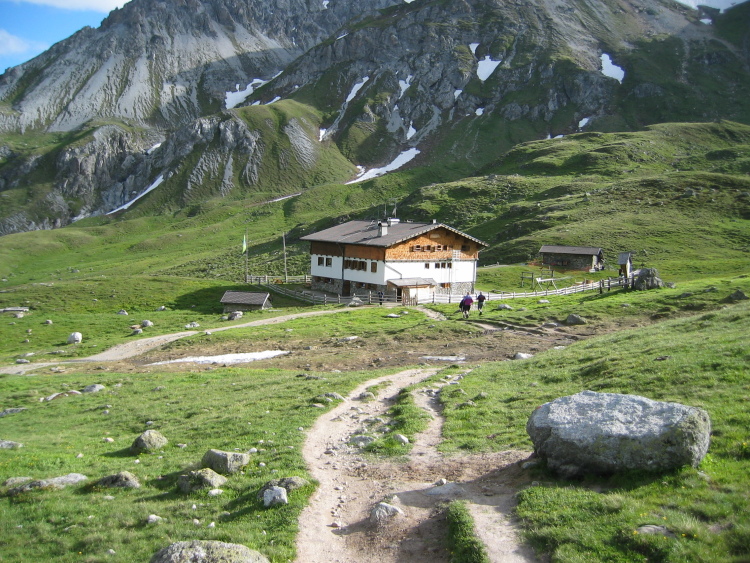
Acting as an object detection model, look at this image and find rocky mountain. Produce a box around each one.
[1,0,749,236]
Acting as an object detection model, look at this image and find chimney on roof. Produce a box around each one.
[378,221,388,237]
[432,219,437,224]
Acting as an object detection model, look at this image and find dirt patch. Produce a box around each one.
[295,368,538,562]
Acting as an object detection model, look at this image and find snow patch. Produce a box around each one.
[406,124,417,139]
[601,53,624,83]
[107,175,164,214]
[475,108,484,116]
[146,142,162,155]
[347,148,420,184]
[345,76,369,103]
[322,0,329,8]
[269,193,302,203]
[266,96,281,105]
[700,17,713,24]
[398,75,413,99]
[225,78,267,109]
[319,128,327,141]
[578,117,590,129]
[477,56,502,82]
[469,43,479,55]
[673,0,743,12]
[149,351,290,366]
[454,89,463,100]
[336,32,349,41]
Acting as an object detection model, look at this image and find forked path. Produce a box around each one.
[296,368,538,562]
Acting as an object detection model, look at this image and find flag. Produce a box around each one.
[242,234,247,254]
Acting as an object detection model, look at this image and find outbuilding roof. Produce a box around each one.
[618,251,633,264]
[220,291,270,305]
[301,220,487,248]
[539,245,603,256]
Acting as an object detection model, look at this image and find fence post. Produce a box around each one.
[368,291,372,305]
[337,294,341,304]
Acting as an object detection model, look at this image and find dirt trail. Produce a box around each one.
[0,308,354,375]
[296,368,537,562]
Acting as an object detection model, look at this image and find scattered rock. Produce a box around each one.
[150,541,269,563]
[358,391,376,401]
[81,384,105,393]
[178,468,228,493]
[727,290,748,302]
[15,359,29,364]
[3,477,32,487]
[185,322,200,328]
[257,476,309,501]
[526,390,711,477]
[537,299,550,304]
[141,320,154,327]
[637,525,676,538]
[339,336,359,342]
[130,430,168,454]
[98,471,141,489]
[0,440,23,449]
[324,392,345,401]
[67,332,83,344]
[348,297,364,307]
[156,306,167,311]
[633,268,665,290]
[44,319,53,324]
[565,314,587,326]
[370,502,404,525]
[147,515,163,525]
[349,435,375,448]
[497,303,513,310]
[8,473,88,496]
[263,486,288,507]
[393,434,409,445]
[513,352,533,360]
[117,310,129,315]
[202,449,250,474]
[228,311,243,320]
[386,313,401,318]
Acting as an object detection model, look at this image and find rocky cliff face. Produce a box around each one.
[1,0,749,235]
[0,0,399,133]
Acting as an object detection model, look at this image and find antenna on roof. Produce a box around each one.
[390,198,398,219]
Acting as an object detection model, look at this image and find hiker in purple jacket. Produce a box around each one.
[460,293,473,319]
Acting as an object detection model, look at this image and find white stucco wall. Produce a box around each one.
[310,255,477,286]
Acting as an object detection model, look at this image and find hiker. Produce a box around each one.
[377,290,384,305]
[460,293,473,319]
[476,292,486,315]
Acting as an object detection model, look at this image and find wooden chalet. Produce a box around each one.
[300,219,487,298]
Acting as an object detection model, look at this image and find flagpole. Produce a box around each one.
[244,229,248,283]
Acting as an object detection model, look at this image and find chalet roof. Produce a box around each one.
[539,245,603,256]
[300,220,488,248]
[387,277,437,288]
[618,252,633,264]
[220,291,270,305]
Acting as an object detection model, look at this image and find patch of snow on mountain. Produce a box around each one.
[266,96,281,104]
[107,175,164,214]
[700,18,713,24]
[346,76,370,103]
[226,78,267,109]
[147,143,162,155]
[469,43,479,55]
[407,123,417,139]
[454,89,463,100]
[336,32,349,41]
[477,56,501,82]
[475,108,484,116]
[578,117,590,129]
[601,53,624,83]
[150,350,290,365]
[319,128,327,141]
[322,0,329,8]
[399,75,413,98]
[347,148,420,184]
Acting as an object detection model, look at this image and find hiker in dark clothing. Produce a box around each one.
[476,292,486,315]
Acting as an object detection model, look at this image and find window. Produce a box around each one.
[461,244,470,251]
[424,263,430,269]
[424,245,432,251]
[371,262,377,273]
[413,244,422,251]
[435,244,443,251]
[325,257,332,267]
[317,257,324,266]
[435,263,441,268]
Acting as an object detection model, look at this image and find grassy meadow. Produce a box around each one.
[1,120,749,561]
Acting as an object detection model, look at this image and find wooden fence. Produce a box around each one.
[259,276,631,306]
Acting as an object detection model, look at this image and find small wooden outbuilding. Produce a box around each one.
[618,252,634,277]
[539,245,604,272]
[220,291,271,312]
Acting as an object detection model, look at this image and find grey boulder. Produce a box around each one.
[8,473,88,495]
[526,390,710,477]
[202,449,250,474]
[178,468,228,493]
[633,268,665,290]
[98,471,141,489]
[131,430,168,454]
[150,541,269,563]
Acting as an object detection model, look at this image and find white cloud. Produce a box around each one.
[0,29,46,56]
[18,0,129,11]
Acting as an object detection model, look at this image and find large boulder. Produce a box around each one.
[8,473,88,495]
[98,471,141,489]
[202,449,250,474]
[526,391,711,477]
[130,430,168,454]
[633,268,665,290]
[150,541,269,563]
[67,332,83,344]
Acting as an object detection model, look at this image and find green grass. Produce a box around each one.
[0,364,395,562]
[432,296,750,562]
[445,501,490,563]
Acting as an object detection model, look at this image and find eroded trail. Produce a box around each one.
[296,368,538,562]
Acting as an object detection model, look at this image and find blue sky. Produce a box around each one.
[0,0,127,72]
